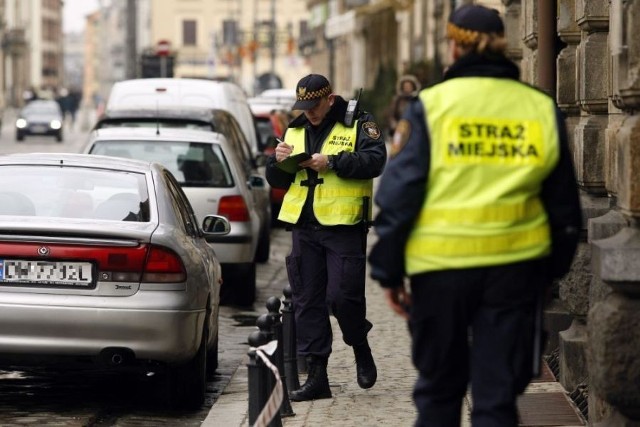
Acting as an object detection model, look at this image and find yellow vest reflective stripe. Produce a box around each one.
[278,122,373,225]
[406,77,559,274]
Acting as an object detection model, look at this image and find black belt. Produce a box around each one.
[289,223,360,232]
[300,177,324,187]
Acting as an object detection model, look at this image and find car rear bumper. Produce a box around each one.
[0,302,205,364]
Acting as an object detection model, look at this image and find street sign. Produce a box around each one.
[156,39,171,57]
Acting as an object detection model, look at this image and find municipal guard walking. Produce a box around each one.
[369,5,582,427]
[266,74,386,401]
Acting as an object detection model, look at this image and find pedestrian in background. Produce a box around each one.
[266,74,386,401]
[369,5,581,426]
[387,74,420,135]
[387,74,421,157]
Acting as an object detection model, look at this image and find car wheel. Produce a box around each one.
[206,329,219,379]
[254,223,271,263]
[165,322,207,410]
[221,263,256,307]
[270,202,282,227]
[235,262,256,307]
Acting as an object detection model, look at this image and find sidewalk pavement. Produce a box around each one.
[203,231,586,427]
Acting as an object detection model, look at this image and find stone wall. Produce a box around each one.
[503,1,640,425]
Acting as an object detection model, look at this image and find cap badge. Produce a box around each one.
[297,87,307,99]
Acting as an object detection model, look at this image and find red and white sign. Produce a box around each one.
[156,39,171,57]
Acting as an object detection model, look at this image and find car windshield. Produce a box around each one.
[98,118,212,132]
[90,141,234,188]
[0,165,150,221]
[23,101,59,114]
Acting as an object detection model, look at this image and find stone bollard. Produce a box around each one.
[282,285,301,391]
[281,286,307,375]
[256,314,282,427]
[266,296,295,417]
[247,330,269,426]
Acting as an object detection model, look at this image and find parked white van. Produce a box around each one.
[105,78,260,157]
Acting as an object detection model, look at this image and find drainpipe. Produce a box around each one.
[537,0,556,96]
[327,37,335,84]
[125,0,137,78]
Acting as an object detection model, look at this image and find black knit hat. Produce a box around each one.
[292,74,332,110]
[448,4,504,38]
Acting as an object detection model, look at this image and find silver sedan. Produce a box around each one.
[0,153,230,409]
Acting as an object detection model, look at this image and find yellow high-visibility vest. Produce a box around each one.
[278,122,372,226]
[406,77,560,274]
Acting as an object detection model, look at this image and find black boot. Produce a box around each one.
[354,340,377,389]
[289,355,332,402]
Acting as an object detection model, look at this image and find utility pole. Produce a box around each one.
[126,0,137,79]
[253,0,259,94]
[270,0,276,74]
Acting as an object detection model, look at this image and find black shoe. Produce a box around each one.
[289,356,332,402]
[354,341,377,389]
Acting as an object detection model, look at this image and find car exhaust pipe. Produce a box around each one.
[100,347,134,367]
[111,353,124,365]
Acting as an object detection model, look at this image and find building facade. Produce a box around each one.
[148,0,310,95]
[497,2,640,424]
[80,0,311,103]
[1,0,63,107]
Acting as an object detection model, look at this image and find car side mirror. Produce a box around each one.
[248,174,266,189]
[254,153,268,167]
[202,214,231,235]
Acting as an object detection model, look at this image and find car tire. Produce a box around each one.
[55,132,63,142]
[16,132,24,142]
[206,329,219,379]
[235,262,257,307]
[221,263,257,307]
[165,322,207,410]
[270,202,282,227]
[254,223,271,263]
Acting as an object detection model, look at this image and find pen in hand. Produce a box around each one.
[275,139,293,162]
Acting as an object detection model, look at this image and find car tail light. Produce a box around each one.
[0,242,185,284]
[142,245,186,283]
[92,244,186,283]
[218,195,250,222]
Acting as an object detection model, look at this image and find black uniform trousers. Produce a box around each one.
[408,258,549,427]
[285,225,372,358]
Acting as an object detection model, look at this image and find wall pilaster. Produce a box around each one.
[588,1,640,425]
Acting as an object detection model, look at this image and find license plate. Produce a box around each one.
[0,259,93,287]
[30,125,48,133]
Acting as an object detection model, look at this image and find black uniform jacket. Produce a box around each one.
[265,96,387,226]
[369,52,583,288]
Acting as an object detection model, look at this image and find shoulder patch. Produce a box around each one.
[390,119,411,157]
[362,121,381,140]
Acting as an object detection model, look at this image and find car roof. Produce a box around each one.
[89,127,227,144]
[112,77,238,89]
[97,106,217,122]
[0,152,154,173]
[259,88,296,99]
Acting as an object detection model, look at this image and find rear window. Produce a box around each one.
[255,117,276,150]
[90,141,234,188]
[0,165,150,222]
